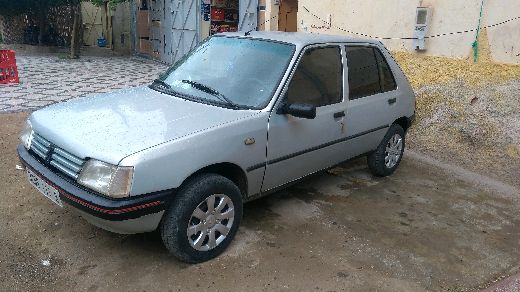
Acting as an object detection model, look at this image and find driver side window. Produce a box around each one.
[286,46,343,107]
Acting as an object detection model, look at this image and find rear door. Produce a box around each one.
[342,45,398,157]
[261,45,348,192]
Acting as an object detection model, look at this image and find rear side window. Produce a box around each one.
[374,49,397,92]
[346,46,396,100]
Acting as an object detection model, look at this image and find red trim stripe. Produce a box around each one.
[60,192,162,214]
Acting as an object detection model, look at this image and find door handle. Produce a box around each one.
[388,98,397,105]
[333,111,345,118]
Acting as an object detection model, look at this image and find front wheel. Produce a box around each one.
[160,173,243,263]
[367,124,405,177]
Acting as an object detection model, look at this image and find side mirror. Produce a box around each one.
[278,103,317,119]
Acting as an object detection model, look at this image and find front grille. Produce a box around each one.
[30,133,85,179]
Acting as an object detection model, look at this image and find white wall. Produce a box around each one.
[265,0,279,31]
[82,2,104,46]
[265,0,520,64]
[486,0,520,64]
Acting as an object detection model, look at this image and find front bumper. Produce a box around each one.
[17,144,174,233]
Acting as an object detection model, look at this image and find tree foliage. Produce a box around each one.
[0,0,83,48]
[90,0,129,9]
[0,0,81,17]
[0,0,128,51]
[0,0,129,16]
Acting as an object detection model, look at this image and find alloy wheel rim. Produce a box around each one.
[187,194,235,251]
[384,133,403,169]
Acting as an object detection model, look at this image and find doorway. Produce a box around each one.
[209,0,239,36]
[278,0,298,32]
[200,0,259,39]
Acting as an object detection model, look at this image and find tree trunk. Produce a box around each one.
[70,4,82,58]
[104,1,109,47]
[37,8,48,46]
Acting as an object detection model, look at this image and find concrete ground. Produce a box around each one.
[1,112,520,291]
[1,54,520,291]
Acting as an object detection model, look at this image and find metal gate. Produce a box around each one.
[239,0,258,31]
[150,0,163,58]
[162,0,199,64]
[148,0,257,64]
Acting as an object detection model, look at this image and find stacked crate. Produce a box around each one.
[0,50,19,84]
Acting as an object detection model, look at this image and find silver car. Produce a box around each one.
[18,32,415,263]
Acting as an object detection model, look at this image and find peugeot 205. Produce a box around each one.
[18,32,415,263]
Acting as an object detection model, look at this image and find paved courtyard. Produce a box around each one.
[0,56,169,112]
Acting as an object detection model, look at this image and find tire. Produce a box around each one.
[160,173,243,263]
[367,124,405,177]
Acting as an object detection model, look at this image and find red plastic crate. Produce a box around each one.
[0,50,16,65]
[211,8,225,21]
[0,50,19,84]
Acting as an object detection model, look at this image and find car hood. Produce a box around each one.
[30,86,260,165]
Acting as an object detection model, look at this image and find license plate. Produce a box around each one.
[26,168,63,207]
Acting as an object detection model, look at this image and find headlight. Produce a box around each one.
[20,119,33,150]
[77,159,134,198]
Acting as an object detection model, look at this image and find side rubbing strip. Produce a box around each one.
[246,125,388,172]
[246,163,265,172]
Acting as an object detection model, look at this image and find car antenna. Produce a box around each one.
[244,28,254,36]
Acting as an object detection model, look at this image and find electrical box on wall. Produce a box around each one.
[413,7,431,51]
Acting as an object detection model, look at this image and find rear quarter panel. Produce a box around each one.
[377,43,416,121]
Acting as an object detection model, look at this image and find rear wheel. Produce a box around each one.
[367,124,405,177]
[160,173,243,263]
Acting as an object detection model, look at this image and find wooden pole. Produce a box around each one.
[70,4,82,58]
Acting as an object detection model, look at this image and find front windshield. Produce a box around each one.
[154,36,295,109]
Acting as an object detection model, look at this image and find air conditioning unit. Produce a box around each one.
[413,7,431,51]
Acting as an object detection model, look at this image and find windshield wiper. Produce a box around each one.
[153,79,172,90]
[181,79,240,109]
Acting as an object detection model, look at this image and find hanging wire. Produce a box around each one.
[258,14,279,29]
[302,6,519,41]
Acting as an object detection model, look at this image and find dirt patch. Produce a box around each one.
[392,50,520,188]
[1,112,520,291]
[269,197,321,224]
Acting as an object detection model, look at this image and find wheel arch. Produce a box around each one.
[184,162,249,198]
[393,116,411,132]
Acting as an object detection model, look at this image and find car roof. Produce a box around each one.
[219,31,382,47]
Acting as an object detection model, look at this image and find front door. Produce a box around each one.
[262,45,347,192]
